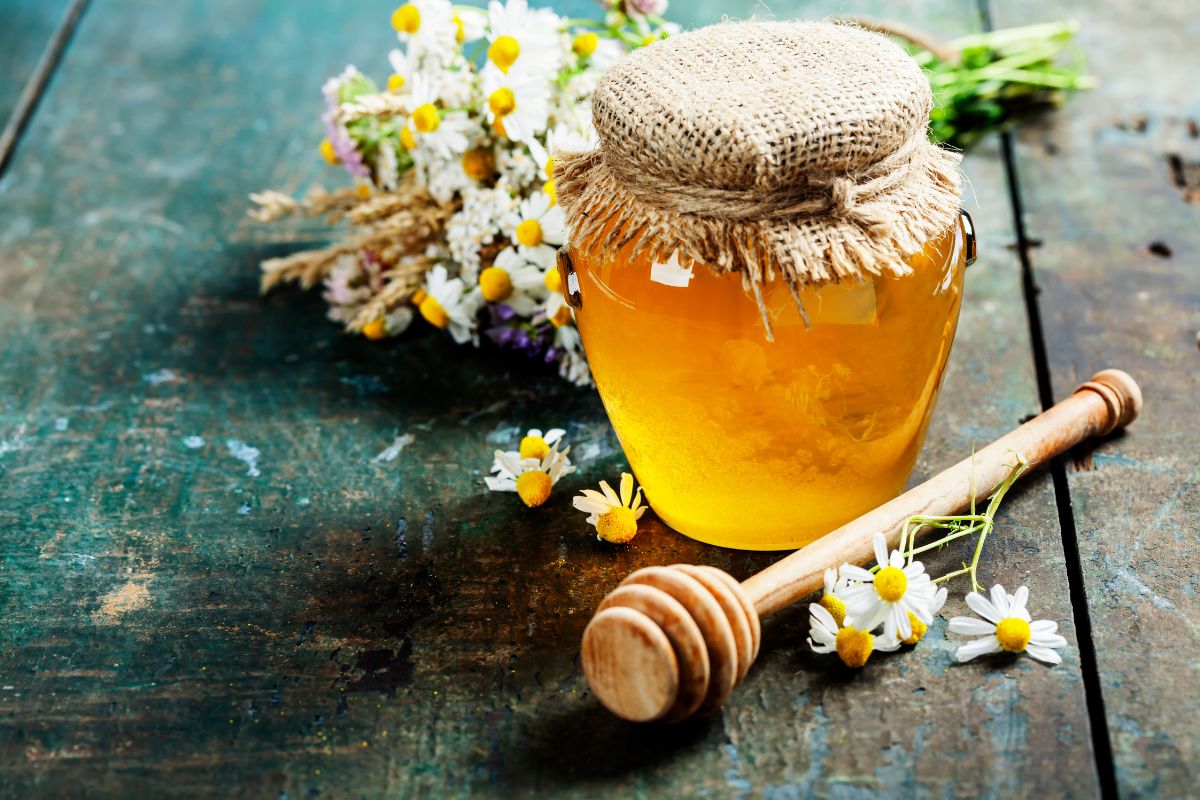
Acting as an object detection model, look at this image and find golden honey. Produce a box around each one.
[569,217,967,550]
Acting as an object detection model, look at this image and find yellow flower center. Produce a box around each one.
[461,147,495,181]
[319,138,338,164]
[488,35,521,73]
[542,179,556,204]
[596,506,638,544]
[874,566,907,603]
[518,435,548,460]
[819,594,846,627]
[387,73,406,93]
[640,34,657,47]
[355,183,372,199]
[452,14,465,44]
[479,266,513,303]
[543,265,563,294]
[835,626,874,669]
[515,470,552,508]
[488,88,516,118]
[544,156,555,180]
[492,117,508,139]
[391,4,421,34]
[418,295,449,329]
[409,288,427,306]
[516,219,543,248]
[361,318,388,340]
[901,612,927,645]
[573,32,599,57]
[400,125,416,150]
[412,103,440,134]
[995,617,1031,653]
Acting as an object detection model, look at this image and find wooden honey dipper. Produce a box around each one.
[582,369,1142,723]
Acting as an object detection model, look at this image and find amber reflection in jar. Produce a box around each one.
[569,218,967,550]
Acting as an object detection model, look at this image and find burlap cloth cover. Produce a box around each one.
[555,20,963,333]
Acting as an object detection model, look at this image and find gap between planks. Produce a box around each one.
[977,1,1120,797]
[0,0,91,177]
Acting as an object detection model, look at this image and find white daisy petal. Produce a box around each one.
[1030,632,1068,649]
[1030,619,1058,636]
[1009,585,1030,617]
[990,584,1011,618]
[809,602,837,631]
[872,533,888,568]
[839,564,875,582]
[893,605,912,641]
[955,637,1002,662]
[966,592,1001,623]
[1025,644,1063,665]
[948,616,996,636]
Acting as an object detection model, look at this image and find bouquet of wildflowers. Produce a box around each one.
[249,0,675,386]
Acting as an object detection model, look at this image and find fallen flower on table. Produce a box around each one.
[841,533,940,643]
[807,534,942,667]
[485,443,574,508]
[572,472,646,544]
[807,602,899,669]
[949,584,1068,665]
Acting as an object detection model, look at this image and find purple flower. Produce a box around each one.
[323,112,368,178]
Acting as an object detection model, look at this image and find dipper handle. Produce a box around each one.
[741,369,1141,616]
[582,369,1141,722]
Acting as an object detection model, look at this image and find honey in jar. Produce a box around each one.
[555,21,969,550]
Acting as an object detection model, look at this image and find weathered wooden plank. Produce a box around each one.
[0,0,81,173]
[0,0,1098,797]
[991,1,1200,795]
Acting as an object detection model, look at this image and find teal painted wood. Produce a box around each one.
[993,1,1200,795]
[0,0,1102,797]
[0,0,72,126]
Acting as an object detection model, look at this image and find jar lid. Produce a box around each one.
[555,21,962,335]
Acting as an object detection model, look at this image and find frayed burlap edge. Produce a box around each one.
[554,143,963,338]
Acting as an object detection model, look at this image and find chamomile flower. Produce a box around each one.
[948,585,1068,665]
[405,73,472,161]
[479,247,549,315]
[807,603,899,669]
[485,0,562,77]
[482,68,551,144]
[390,0,458,64]
[485,444,575,507]
[839,533,938,643]
[512,192,565,260]
[573,473,647,544]
[418,264,481,344]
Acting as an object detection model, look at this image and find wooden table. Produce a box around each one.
[1,1,1195,797]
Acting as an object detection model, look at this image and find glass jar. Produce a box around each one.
[563,213,972,551]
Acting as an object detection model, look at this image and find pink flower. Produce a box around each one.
[625,0,667,17]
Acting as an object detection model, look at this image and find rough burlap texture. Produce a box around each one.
[555,20,963,333]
